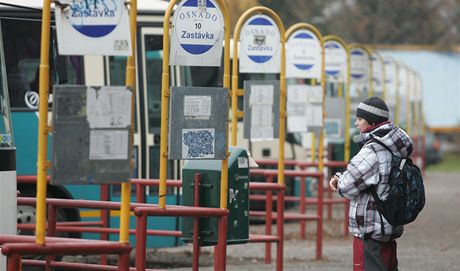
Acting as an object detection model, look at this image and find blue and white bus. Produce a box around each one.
[0,0,188,247]
[1,0,308,247]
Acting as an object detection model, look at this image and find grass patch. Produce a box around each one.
[426,152,460,172]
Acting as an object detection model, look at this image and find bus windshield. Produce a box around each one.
[2,17,83,110]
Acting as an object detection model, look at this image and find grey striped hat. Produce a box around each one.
[356,96,389,125]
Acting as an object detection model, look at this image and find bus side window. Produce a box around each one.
[7,65,30,108]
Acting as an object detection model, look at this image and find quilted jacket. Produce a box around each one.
[336,121,413,241]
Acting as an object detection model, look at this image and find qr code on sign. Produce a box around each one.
[113,40,129,52]
[182,129,215,159]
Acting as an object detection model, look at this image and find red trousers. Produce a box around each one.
[353,236,398,271]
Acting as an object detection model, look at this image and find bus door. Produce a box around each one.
[105,27,181,248]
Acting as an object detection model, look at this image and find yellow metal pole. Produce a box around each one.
[310,79,318,162]
[273,12,286,186]
[318,39,326,173]
[158,1,176,208]
[218,0,231,210]
[119,0,137,244]
[338,81,343,97]
[35,0,52,245]
[230,3,250,146]
[344,44,351,162]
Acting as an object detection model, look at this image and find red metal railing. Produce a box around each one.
[0,235,132,271]
[250,168,323,261]
[256,159,350,236]
[248,180,285,270]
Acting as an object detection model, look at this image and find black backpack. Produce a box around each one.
[370,138,425,227]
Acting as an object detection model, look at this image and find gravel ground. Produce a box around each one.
[62,171,460,270]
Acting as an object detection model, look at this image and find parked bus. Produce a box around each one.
[1,0,188,247]
[1,0,308,247]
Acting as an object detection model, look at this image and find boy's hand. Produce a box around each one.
[329,176,339,192]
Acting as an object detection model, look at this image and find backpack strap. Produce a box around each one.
[369,186,386,237]
[368,137,391,237]
[369,137,394,156]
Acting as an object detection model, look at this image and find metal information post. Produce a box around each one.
[37,0,135,247]
[324,35,351,161]
[231,7,286,185]
[159,0,231,269]
[230,7,286,270]
[285,23,325,172]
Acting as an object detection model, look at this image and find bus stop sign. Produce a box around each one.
[170,0,224,66]
[55,0,132,56]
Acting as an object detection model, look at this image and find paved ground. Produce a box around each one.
[161,171,460,270]
[62,171,460,270]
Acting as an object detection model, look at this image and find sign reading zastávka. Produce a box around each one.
[170,0,224,67]
[52,86,132,184]
[286,29,321,79]
[243,81,280,141]
[239,15,281,73]
[55,0,132,56]
[168,86,228,160]
[324,40,347,83]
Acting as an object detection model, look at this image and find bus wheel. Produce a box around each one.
[17,185,77,269]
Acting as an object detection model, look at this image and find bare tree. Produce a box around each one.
[252,0,460,46]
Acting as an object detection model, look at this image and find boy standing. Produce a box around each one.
[329,97,413,271]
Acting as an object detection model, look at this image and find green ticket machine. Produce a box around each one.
[182,146,250,246]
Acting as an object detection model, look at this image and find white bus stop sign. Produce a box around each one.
[350,48,369,85]
[170,0,224,67]
[324,40,347,83]
[286,29,321,80]
[239,14,281,73]
[55,0,132,56]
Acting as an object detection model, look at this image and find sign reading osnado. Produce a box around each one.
[324,41,347,83]
[286,29,321,79]
[239,14,280,73]
[55,0,132,56]
[350,48,370,85]
[170,0,224,67]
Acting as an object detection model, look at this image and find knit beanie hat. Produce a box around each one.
[356,96,389,125]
